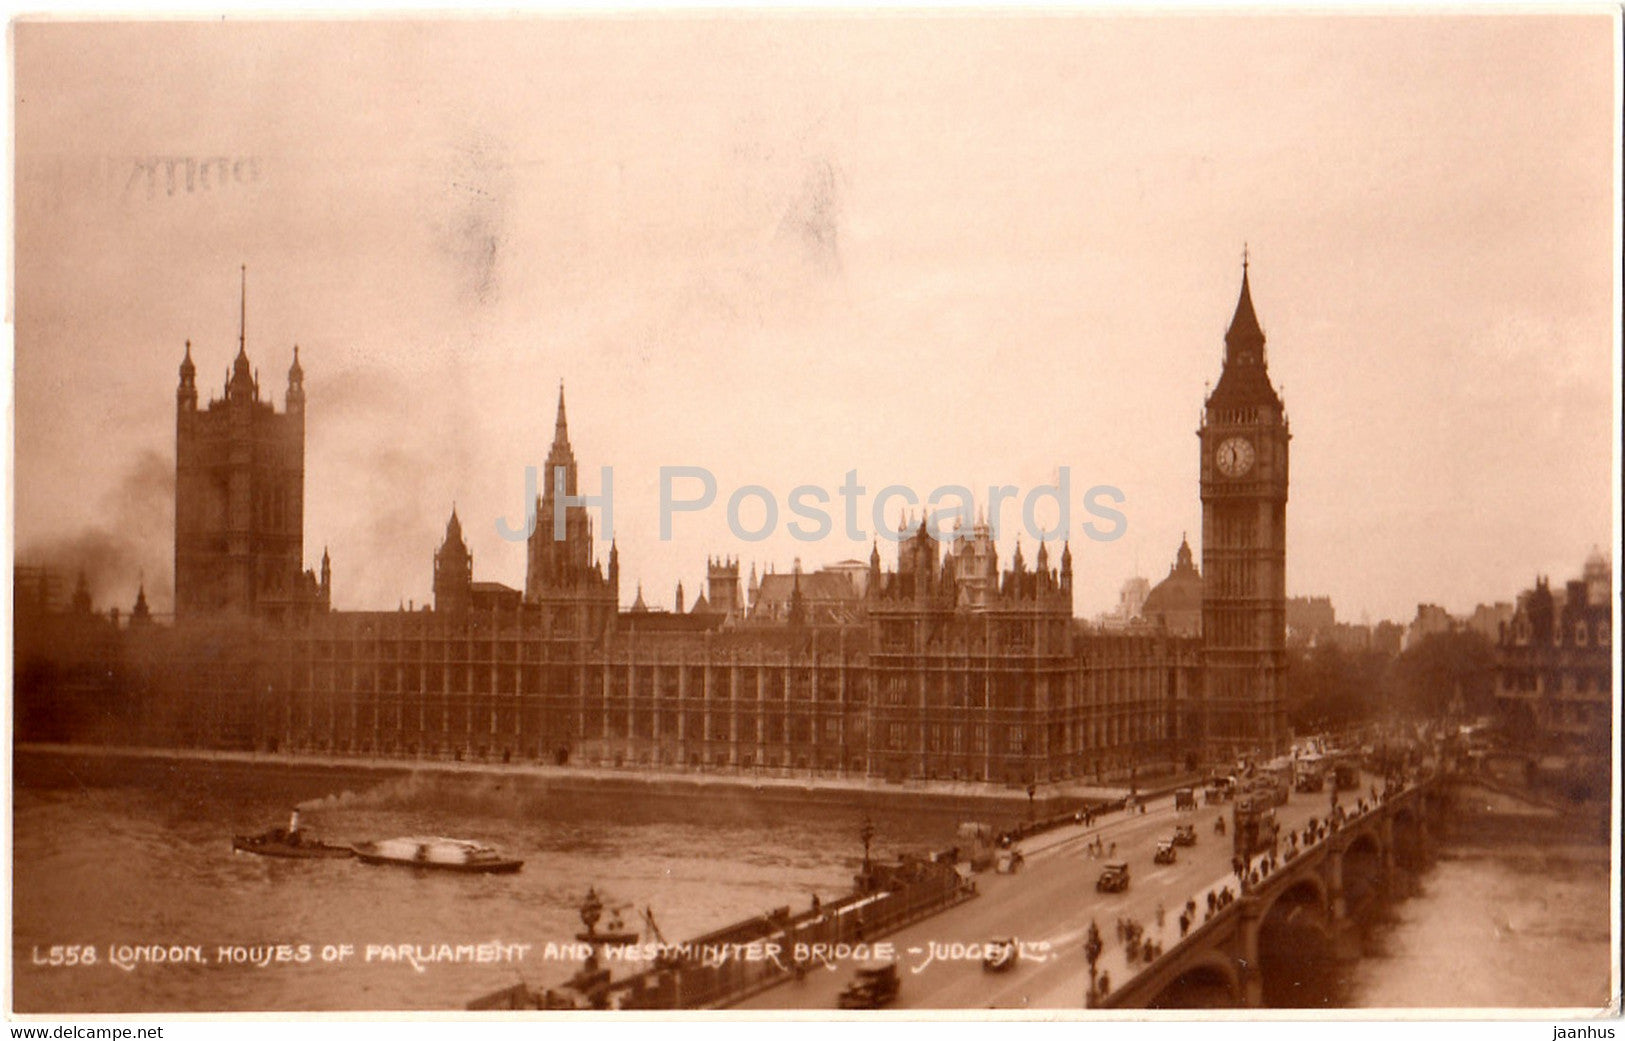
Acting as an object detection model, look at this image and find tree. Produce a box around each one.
[1283,642,1394,732]
[1391,630,1495,720]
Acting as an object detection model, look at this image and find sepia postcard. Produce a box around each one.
[6,8,1621,1030]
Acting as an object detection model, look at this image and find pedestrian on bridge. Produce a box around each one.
[1155,902,1165,929]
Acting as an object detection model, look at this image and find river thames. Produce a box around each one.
[10,750,1613,1013]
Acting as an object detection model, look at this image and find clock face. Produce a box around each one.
[1216,437,1256,477]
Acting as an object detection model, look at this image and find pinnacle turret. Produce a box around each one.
[177,340,198,410]
[287,345,305,409]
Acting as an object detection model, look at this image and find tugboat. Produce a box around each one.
[233,810,354,860]
[351,836,523,874]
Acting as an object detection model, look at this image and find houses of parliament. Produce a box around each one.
[17,266,1292,788]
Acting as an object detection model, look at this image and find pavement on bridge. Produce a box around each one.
[734,776,1374,1011]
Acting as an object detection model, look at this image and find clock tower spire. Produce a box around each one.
[1198,257,1290,758]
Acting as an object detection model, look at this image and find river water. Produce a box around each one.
[1344,847,1614,1010]
[9,752,1614,1013]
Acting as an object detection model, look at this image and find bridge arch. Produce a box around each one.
[1344,828,1383,860]
[1340,829,1387,920]
[1144,951,1241,1009]
[1257,876,1338,1007]
[1255,871,1328,925]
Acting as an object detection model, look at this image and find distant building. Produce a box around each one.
[1286,595,1335,647]
[1494,549,1613,759]
[1370,620,1404,657]
[1099,574,1151,630]
[1463,602,1514,643]
[1403,603,1456,651]
[1142,535,1202,638]
[1324,622,1372,654]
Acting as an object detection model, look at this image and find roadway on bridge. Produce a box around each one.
[735,776,1370,1011]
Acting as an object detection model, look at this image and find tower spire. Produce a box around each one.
[1206,254,1280,412]
[554,381,569,446]
[1225,257,1263,352]
[238,264,247,358]
[226,266,256,401]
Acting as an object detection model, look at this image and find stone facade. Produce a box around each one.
[173,272,327,622]
[1494,550,1613,760]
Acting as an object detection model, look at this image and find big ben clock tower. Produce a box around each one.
[1199,257,1290,757]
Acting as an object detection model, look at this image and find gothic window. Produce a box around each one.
[1575,623,1588,646]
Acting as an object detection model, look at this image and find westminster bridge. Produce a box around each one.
[724,768,1450,1011]
[1093,776,1446,1008]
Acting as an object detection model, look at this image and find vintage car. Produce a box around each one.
[1152,840,1178,865]
[1096,862,1130,893]
[837,961,900,1009]
[1172,823,1197,847]
[981,938,1019,973]
[1173,788,1197,812]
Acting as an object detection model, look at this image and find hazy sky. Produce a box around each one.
[10,14,1619,623]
